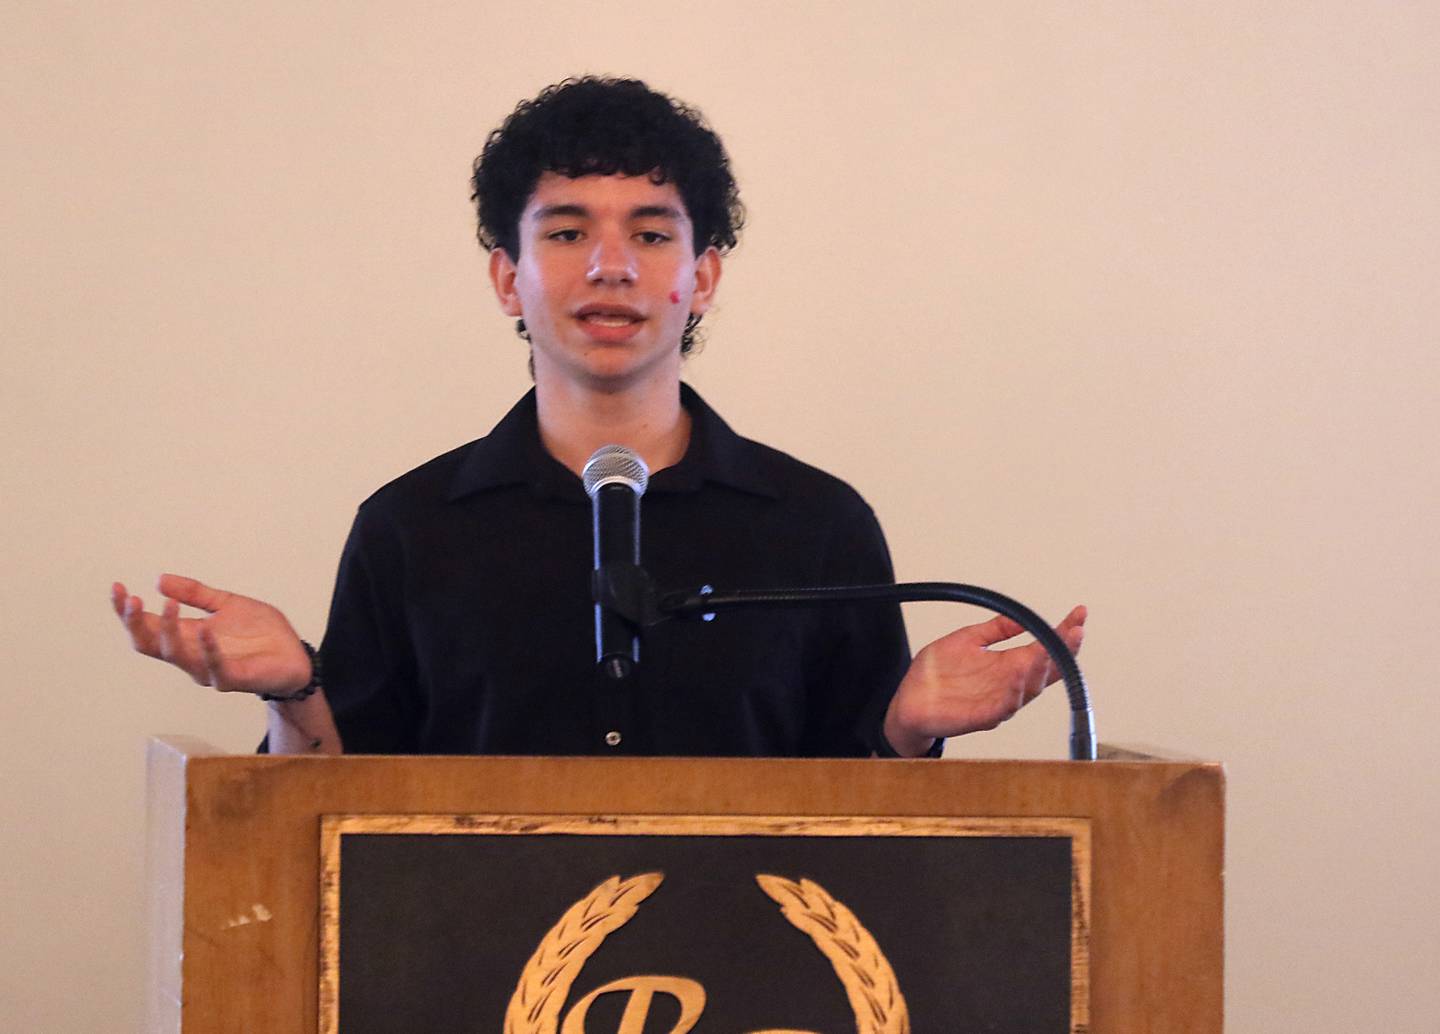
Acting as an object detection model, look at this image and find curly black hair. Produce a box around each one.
[473,77,744,260]
[472,78,744,356]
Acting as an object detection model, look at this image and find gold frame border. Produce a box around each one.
[319,813,1091,1033]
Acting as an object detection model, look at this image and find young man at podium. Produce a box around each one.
[112,78,1085,760]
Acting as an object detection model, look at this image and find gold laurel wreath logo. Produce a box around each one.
[504,872,909,1034]
[503,872,664,1034]
[755,875,910,1034]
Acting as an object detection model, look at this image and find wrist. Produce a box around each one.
[260,641,322,703]
[881,703,940,758]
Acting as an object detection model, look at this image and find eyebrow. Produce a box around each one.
[630,204,684,221]
[531,203,685,222]
[531,204,588,221]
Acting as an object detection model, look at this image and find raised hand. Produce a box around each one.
[885,605,1087,755]
[111,574,312,697]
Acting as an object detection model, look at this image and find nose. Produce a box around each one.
[586,231,637,285]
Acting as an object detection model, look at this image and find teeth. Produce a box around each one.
[583,314,638,326]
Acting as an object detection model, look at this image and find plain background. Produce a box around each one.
[3,3,1436,1030]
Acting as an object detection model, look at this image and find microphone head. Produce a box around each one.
[582,444,650,498]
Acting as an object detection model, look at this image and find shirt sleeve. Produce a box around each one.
[316,503,423,754]
[798,497,915,757]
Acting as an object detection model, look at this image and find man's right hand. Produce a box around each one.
[111,574,312,697]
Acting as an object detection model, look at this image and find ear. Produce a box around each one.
[689,247,722,316]
[489,247,523,317]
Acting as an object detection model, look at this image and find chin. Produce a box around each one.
[586,351,678,388]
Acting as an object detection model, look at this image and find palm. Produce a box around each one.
[957,641,1042,722]
[197,596,306,688]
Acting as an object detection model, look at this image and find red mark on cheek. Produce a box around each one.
[669,290,681,304]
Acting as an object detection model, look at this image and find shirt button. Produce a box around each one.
[604,730,622,747]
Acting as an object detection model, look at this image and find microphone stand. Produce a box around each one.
[592,566,1097,762]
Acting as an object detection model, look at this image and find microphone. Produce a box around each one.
[582,445,650,680]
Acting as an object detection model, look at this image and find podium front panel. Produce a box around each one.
[320,814,1091,1033]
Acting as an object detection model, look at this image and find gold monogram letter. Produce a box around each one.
[559,976,706,1034]
[504,870,905,1034]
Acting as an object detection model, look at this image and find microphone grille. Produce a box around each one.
[582,444,650,498]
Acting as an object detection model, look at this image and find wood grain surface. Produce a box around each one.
[147,739,1223,1033]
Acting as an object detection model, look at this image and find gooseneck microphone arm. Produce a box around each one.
[581,446,1097,761]
[658,582,1096,761]
[589,564,1096,761]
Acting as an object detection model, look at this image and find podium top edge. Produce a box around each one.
[1096,742,1213,763]
[146,735,1218,767]
[147,735,227,759]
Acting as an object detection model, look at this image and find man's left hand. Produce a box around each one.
[883,605,1087,757]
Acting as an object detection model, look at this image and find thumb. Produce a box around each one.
[953,613,1025,649]
[157,573,229,614]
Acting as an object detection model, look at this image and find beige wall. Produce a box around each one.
[4,3,1437,1030]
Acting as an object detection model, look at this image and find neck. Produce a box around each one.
[535,374,692,477]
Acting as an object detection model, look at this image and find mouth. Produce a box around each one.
[575,303,646,328]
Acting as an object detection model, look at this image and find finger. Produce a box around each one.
[157,597,182,661]
[198,623,230,691]
[1038,618,1087,689]
[158,598,207,683]
[158,573,229,614]
[119,593,164,656]
[110,582,128,618]
[1018,641,1056,701]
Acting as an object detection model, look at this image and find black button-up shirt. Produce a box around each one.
[318,384,910,757]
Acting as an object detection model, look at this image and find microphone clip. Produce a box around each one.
[590,563,665,631]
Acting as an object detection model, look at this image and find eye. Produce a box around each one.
[546,228,582,243]
[635,230,672,245]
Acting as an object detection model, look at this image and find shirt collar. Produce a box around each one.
[447,383,782,502]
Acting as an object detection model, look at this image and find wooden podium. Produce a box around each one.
[146,737,1223,1033]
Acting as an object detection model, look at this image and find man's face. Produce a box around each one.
[490,172,721,392]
